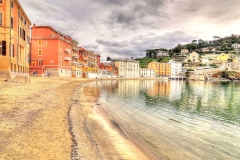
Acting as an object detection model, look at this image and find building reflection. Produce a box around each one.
[90,80,240,123]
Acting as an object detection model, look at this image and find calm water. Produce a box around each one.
[92,80,240,159]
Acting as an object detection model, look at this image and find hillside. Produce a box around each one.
[137,57,172,68]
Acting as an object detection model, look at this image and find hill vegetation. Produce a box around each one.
[144,34,240,57]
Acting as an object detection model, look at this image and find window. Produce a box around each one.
[60,60,63,66]
[11,17,13,29]
[0,41,6,56]
[38,40,42,46]
[44,41,47,46]
[11,1,14,8]
[0,0,2,3]
[0,13,2,26]
[11,44,14,57]
[38,49,42,56]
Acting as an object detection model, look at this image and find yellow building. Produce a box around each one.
[216,53,229,62]
[0,0,31,78]
[148,61,171,77]
[78,47,98,78]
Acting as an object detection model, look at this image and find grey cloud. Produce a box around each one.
[97,30,196,60]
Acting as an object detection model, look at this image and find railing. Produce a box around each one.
[65,49,71,53]
[73,54,79,58]
[64,57,71,61]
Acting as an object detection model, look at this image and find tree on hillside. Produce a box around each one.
[192,40,197,44]
[106,57,112,61]
[186,43,197,52]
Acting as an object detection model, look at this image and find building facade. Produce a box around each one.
[99,61,118,77]
[140,68,155,78]
[114,58,140,78]
[72,40,82,78]
[185,52,200,63]
[148,61,171,77]
[78,47,99,78]
[0,0,31,79]
[168,60,182,77]
[30,24,72,77]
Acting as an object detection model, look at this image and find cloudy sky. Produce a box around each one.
[19,0,240,60]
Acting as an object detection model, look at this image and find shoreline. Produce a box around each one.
[0,77,150,159]
[69,81,150,159]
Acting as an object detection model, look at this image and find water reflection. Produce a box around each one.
[95,80,240,124]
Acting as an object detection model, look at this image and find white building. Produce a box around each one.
[114,58,140,78]
[168,60,182,77]
[232,44,240,52]
[140,68,155,78]
[157,51,169,57]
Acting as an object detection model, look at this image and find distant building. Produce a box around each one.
[140,68,155,78]
[181,49,189,55]
[201,58,209,65]
[148,61,171,77]
[114,58,140,78]
[216,53,230,62]
[185,52,200,63]
[0,0,31,79]
[168,60,182,77]
[201,47,216,52]
[232,44,240,49]
[99,61,118,77]
[157,51,169,57]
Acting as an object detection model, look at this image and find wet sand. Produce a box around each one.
[0,77,149,160]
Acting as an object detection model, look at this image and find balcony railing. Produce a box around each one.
[73,54,79,58]
[65,49,71,53]
[64,57,71,61]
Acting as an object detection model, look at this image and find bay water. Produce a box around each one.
[91,80,240,159]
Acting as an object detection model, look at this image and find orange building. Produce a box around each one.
[100,61,118,76]
[30,24,73,77]
[148,61,171,77]
[0,0,31,79]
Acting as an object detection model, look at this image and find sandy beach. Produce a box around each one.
[0,77,149,160]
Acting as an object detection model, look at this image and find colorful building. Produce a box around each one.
[216,53,230,62]
[99,61,118,77]
[78,47,99,78]
[30,24,72,77]
[148,61,171,77]
[114,58,140,78]
[0,0,31,79]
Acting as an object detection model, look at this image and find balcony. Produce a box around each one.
[65,48,71,53]
[82,57,88,60]
[64,57,71,61]
[73,54,79,58]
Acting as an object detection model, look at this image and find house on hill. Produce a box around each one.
[181,49,189,55]
[185,52,200,63]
